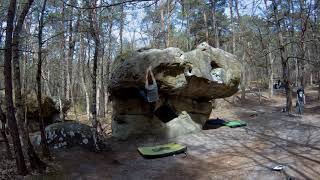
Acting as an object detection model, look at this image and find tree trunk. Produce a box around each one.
[12,0,46,171]
[229,0,235,53]
[234,0,247,101]
[210,0,219,48]
[310,72,313,85]
[203,5,209,43]
[186,3,191,50]
[160,2,166,48]
[105,12,114,115]
[81,66,90,118]
[80,64,90,118]
[96,70,101,117]
[22,18,32,94]
[272,0,292,114]
[21,23,29,94]
[78,22,90,118]
[308,49,312,86]
[295,54,299,86]
[88,1,101,150]
[4,0,28,175]
[66,0,76,101]
[120,0,124,54]
[298,0,308,87]
[256,27,274,97]
[268,45,274,97]
[166,0,172,47]
[37,0,51,158]
[91,28,100,150]
[83,78,90,117]
[241,53,246,101]
[99,47,105,117]
[60,2,66,120]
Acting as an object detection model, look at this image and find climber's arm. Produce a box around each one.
[145,68,149,89]
[149,68,156,84]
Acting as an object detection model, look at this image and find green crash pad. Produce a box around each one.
[138,143,187,159]
[224,120,247,128]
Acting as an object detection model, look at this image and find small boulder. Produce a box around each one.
[32,121,105,150]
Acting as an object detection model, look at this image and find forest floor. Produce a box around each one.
[1,87,320,180]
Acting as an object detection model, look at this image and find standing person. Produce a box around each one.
[296,86,306,115]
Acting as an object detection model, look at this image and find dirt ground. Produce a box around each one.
[2,87,320,180]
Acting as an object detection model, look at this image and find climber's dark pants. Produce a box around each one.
[139,90,156,113]
[139,90,148,102]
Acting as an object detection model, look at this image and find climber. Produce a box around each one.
[139,66,159,112]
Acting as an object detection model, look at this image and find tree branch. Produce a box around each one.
[287,56,320,66]
[63,0,157,9]
[253,39,319,60]
[42,31,65,44]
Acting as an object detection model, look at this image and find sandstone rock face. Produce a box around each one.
[109,42,241,139]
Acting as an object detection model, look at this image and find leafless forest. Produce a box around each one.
[0,0,320,179]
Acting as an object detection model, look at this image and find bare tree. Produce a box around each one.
[60,1,66,120]
[66,0,77,101]
[229,0,235,53]
[37,0,51,158]
[3,0,28,175]
[119,0,124,54]
[262,0,275,98]
[203,4,209,43]
[210,0,219,48]
[272,0,293,113]
[105,7,115,115]
[79,33,90,118]
[298,0,310,87]
[12,0,46,171]
[160,1,166,47]
[88,0,101,150]
[166,0,172,47]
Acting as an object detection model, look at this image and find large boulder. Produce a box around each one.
[24,93,61,132]
[32,121,106,150]
[109,42,241,139]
